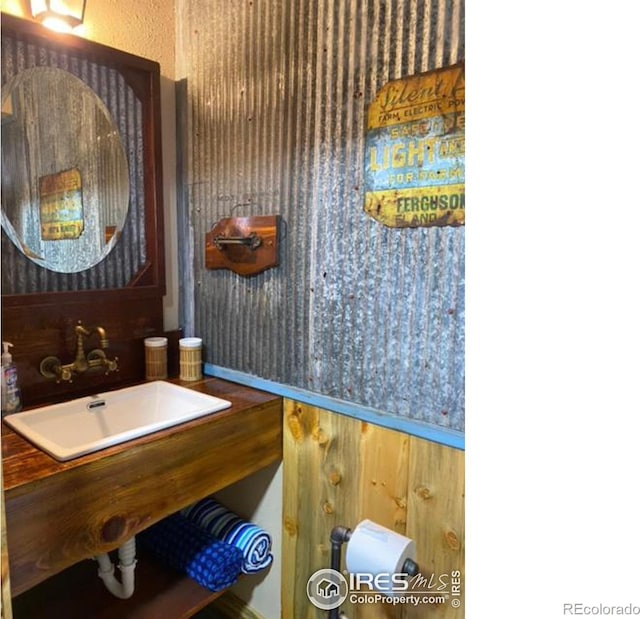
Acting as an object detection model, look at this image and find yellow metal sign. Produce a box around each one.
[39,168,84,240]
[364,63,465,228]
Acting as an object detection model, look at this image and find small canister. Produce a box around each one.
[179,337,203,381]
[144,337,168,380]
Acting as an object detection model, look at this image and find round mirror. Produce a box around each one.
[1,67,129,273]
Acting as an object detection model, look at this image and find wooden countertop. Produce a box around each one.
[2,377,279,492]
[2,377,283,596]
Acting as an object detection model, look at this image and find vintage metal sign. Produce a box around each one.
[39,168,84,240]
[364,63,464,228]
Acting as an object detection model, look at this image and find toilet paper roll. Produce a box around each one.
[345,519,416,595]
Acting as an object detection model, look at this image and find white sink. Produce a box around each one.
[3,381,232,461]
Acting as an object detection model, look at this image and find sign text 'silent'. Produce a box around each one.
[364,63,465,228]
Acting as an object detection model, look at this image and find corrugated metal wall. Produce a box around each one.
[1,33,146,294]
[177,0,465,430]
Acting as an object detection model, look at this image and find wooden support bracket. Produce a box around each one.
[205,215,279,276]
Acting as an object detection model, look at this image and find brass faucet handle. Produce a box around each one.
[86,349,118,374]
[105,357,119,374]
[39,356,75,383]
[40,356,62,379]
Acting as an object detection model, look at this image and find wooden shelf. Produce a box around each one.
[11,547,228,619]
[3,377,282,596]
[3,377,281,618]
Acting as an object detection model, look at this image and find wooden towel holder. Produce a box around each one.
[205,215,279,276]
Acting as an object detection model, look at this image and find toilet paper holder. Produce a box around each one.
[328,524,419,619]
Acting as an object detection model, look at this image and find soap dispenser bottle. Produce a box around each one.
[1,341,22,416]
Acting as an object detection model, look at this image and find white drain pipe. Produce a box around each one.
[94,536,137,599]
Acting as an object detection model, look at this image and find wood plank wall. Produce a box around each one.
[1,456,12,619]
[283,401,465,619]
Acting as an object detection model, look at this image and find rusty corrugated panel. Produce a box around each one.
[178,0,464,429]
[1,33,146,294]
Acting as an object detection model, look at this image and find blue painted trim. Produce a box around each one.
[204,364,465,451]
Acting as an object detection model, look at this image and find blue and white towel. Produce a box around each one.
[138,512,244,592]
[182,497,274,575]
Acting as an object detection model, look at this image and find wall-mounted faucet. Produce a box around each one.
[40,321,119,383]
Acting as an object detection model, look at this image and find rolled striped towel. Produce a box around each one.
[182,497,273,574]
[138,512,243,592]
